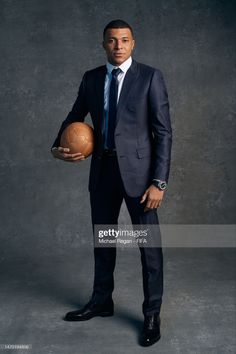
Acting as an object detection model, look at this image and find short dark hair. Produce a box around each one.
[103,19,134,38]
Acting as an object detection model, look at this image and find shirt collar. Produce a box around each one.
[106,56,132,75]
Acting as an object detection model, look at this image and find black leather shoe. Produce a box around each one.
[139,313,161,347]
[64,300,114,321]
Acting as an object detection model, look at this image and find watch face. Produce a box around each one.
[152,180,167,190]
[160,182,166,190]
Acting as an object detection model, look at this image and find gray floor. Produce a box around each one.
[0,248,235,354]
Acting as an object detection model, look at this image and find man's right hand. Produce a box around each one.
[51,147,85,162]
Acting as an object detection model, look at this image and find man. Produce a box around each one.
[51,19,172,347]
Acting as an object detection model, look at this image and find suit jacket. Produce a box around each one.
[52,59,172,197]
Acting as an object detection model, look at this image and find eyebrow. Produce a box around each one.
[108,36,130,40]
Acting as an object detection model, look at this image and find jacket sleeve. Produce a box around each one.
[149,69,172,183]
[51,72,89,149]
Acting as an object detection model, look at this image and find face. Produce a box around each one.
[103,28,135,66]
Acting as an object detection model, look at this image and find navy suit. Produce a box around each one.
[52,59,172,315]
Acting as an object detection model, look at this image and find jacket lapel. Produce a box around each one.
[116,60,139,125]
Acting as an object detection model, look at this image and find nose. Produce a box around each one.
[115,40,123,49]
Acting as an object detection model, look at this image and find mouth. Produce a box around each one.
[113,53,124,56]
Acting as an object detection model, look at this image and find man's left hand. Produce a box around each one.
[140,185,165,211]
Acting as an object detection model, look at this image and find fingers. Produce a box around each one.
[64,155,86,162]
[144,186,165,211]
[141,189,162,212]
[140,191,148,204]
[58,147,70,153]
[144,197,163,211]
[53,147,86,162]
[62,152,85,159]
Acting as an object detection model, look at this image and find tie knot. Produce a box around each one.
[112,68,122,78]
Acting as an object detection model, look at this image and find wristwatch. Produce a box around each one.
[152,179,167,191]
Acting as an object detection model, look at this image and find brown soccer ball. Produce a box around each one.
[60,122,94,157]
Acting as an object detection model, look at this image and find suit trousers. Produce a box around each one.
[89,154,163,316]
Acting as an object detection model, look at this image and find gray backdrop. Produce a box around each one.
[0,0,235,257]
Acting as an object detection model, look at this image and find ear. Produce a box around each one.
[102,41,106,50]
[132,39,135,50]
